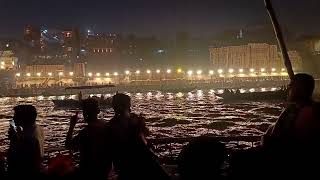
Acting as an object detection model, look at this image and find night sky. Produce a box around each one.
[1,0,320,38]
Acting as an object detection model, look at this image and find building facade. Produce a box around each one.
[25,64,65,75]
[209,43,302,72]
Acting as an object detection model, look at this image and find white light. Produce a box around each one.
[48,72,52,76]
[281,68,286,72]
[239,69,244,73]
[37,72,41,77]
[125,70,130,75]
[196,70,202,75]
[26,73,31,77]
[271,68,276,72]
[146,70,151,74]
[135,70,140,74]
[58,72,64,76]
[228,68,234,73]
[114,72,118,76]
[218,69,223,74]
[16,73,21,77]
[156,69,160,74]
[261,68,265,72]
[1,62,4,65]
[69,72,74,76]
[0,66,4,69]
[96,73,101,77]
[249,88,255,92]
[6,44,9,48]
[261,88,266,92]
[105,73,110,76]
[250,68,255,73]
[87,30,91,33]
[12,61,15,65]
[177,69,182,73]
[209,70,214,75]
[88,72,93,77]
[167,69,171,74]
[187,70,193,76]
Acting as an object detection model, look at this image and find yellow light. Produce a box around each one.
[88,72,93,77]
[250,68,255,73]
[167,69,171,74]
[114,72,118,76]
[239,69,244,73]
[146,70,151,74]
[12,61,15,65]
[125,70,130,75]
[26,73,31,77]
[218,69,223,74]
[228,68,234,73]
[209,70,214,75]
[58,72,64,76]
[0,66,4,69]
[271,68,276,72]
[1,62,4,65]
[37,72,41,77]
[105,73,110,76]
[261,68,265,72]
[135,70,140,74]
[69,72,74,76]
[156,69,160,74]
[96,73,101,77]
[281,68,286,72]
[16,73,21,77]
[177,68,182,73]
[48,72,53,76]
[196,70,202,75]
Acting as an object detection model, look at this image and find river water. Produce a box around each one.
[0,89,284,152]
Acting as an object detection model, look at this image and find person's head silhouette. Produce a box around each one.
[13,105,37,128]
[82,98,100,123]
[288,73,315,104]
[112,93,131,115]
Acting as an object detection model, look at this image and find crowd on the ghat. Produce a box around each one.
[1,73,320,179]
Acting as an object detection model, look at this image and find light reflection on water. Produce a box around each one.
[0,89,284,151]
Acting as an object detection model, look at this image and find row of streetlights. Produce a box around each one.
[15,68,288,77]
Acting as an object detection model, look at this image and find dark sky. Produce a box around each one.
[1,0,320,38]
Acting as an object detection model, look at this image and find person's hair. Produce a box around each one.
[177,137,226,179]
[82,98,100,121]
[292,73,315,100]
[13,105,37,126]
[112,93,131,114]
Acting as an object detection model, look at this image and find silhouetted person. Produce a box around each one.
[262,73,320,177]
[65,98,111,179]
[109,93,169,180]
[7,105,44,177]
[177,137,226,180]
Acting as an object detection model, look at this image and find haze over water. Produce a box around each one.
[0,89,284,152]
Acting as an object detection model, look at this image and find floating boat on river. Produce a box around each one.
[217,89,287,102]
[52,98,112,109]
[52,84,115,109]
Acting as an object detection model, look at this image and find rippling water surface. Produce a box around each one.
[0,90,284,151]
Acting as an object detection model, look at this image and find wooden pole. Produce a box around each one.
[265,0,294,80]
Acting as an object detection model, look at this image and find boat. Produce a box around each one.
[53,97,112,109]
[216,89,287,102]
[52,84,115,109]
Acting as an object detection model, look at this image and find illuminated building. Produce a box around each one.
[0,50,18,70]
[210,43,302,72]
[25,64,65,75]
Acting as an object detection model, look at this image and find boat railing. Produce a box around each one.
[43,136,262,160]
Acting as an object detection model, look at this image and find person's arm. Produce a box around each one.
[65,114,79,149]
